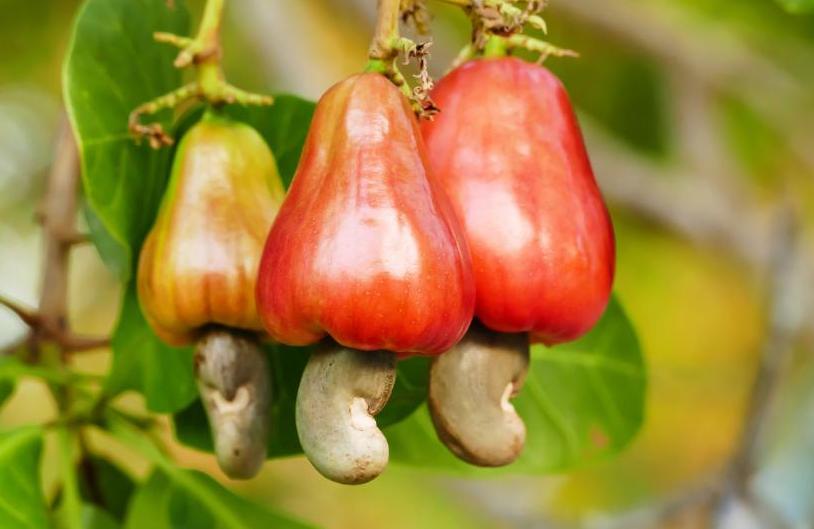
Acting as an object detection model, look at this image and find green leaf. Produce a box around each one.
[64,0,190,280]
[776,0,814,13]
[81,505,120,529]
[106,283,196,413]
[124,470,314,529]
[173,346,428,460]
[83,204,130,281]
[77,457,136,522]
[0,356,99,387]
[0,428,49,529]
[386,295,646,474]
[107,414,313,528]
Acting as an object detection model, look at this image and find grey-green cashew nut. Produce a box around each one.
[195,327,270,479]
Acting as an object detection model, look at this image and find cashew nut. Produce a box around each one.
[428,324,530,467]
[296,343,396,484]
[195,327,270,479]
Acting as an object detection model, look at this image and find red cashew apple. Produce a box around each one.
[256,72,474,356]
[421,57,615,345]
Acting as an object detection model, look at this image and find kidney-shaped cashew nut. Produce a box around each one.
[195,327,271,479]
[428,325,530,467]
[296,343,396,485]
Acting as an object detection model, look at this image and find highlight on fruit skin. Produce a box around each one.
[137,111,284,480]
[255,72,475,485]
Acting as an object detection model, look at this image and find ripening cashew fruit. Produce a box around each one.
[138,111,285,479]
[421,57,615,466]
[256,73,475,484]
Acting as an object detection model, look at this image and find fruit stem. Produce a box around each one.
[191,0,225,99]
[505,34,580,62]
[129,0,273,148]
[366,0,438,119]
[368,0,403,61]
[483,35,508,57]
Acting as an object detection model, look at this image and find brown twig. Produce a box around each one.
[0,295,40,328]
[0,115,109,359]
[37,117,80,341]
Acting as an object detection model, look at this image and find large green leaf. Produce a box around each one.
[106,284,197,414]
[173,346,428,459]
[64,0,190,280]
[0,428,49,529]
[124,470,313,529]
[386,295,646,473]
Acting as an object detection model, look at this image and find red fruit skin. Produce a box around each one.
[256,73,474,356]
[421,58,615,345]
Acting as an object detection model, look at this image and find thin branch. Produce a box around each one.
[0,295,40,328]
[14,114,112,359]
[60,335,111,354]
[712,209,802,529]
[731,211,800,485]
[63,232,90,246]
[37,116,81,342]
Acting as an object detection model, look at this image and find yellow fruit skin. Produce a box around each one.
[137,113,284,345]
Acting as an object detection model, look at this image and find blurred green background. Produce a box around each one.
[1,0,813,527]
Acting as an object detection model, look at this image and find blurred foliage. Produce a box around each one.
[0,427,49,528]
[777,0,814,13]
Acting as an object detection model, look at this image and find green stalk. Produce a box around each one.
[57,425,82,529]
[194,0,226,100]
[368,0,404,61]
